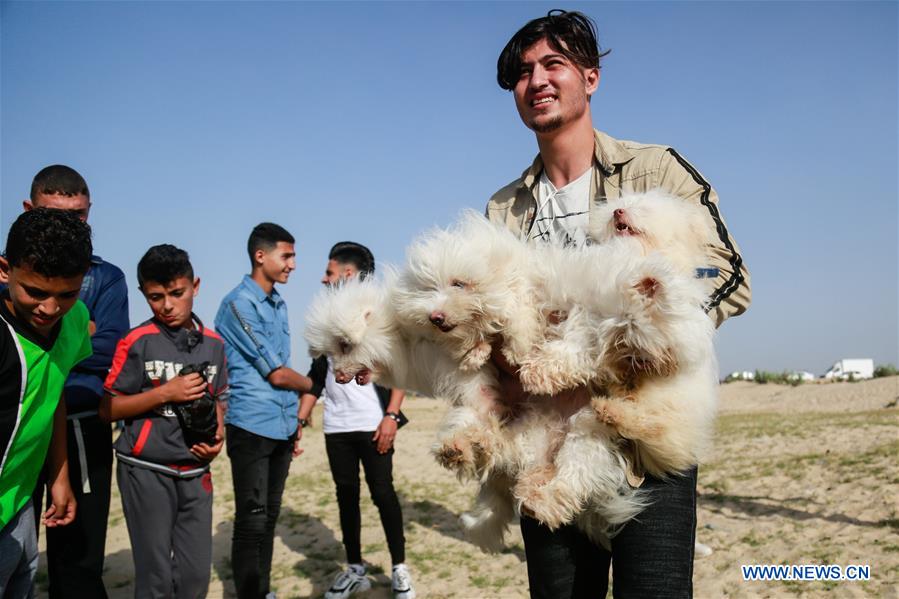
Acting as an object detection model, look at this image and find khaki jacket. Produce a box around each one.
[486,129,751,327]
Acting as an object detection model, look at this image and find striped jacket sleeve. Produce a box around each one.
[104,332,147,396]
[656,148,751,327]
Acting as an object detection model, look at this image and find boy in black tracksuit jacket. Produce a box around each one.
[100,245,227,599]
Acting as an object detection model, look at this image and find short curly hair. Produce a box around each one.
[4,208,93,278]
[497,10,610,91]
[137,244,194,288]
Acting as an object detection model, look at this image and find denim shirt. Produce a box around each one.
[214,275,296,440]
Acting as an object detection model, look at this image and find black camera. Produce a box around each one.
[174,362,218,448]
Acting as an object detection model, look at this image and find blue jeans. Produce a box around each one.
[521,467,698,598]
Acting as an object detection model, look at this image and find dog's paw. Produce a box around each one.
[433,437,484,479]
[433,438,472,467]
[515,478,577,530]
[459,341,492,371]
[518,361,567,396]
[592,397,663,441]
[593,399,622,427]
[500,338,532,367]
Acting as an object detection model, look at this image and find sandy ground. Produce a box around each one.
[36,376,898,598]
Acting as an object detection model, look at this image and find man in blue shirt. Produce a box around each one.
[215,222,313,599]
[25,165,130,599]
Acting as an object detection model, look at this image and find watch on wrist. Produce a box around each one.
[385,412,400,422]
[298,418,309,428]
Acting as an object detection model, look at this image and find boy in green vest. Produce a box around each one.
[0,209,93,597]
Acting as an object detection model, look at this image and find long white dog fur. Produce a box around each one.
[304,189,719,549]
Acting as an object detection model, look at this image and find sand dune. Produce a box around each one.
[36,376,898,598]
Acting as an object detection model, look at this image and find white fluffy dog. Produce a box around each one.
[305,274,645,549]
[304,191,720,550]
[461,397,647,551]
[389,212,544,475]
[392,211,542,371]
[517,189,720,477]
[590,189,720,477]
[387,213,648,544]
[591,188,717,285]
[304,274,505,480]
[303,220,646,549]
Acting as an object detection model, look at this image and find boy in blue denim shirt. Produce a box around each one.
[214,222,314,599]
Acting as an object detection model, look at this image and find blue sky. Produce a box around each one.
[2,1,896,377]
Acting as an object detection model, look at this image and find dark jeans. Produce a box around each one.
[227,425,295,599]
[325,431,405,565]
[521,467,698,599]
[33,415,112,599]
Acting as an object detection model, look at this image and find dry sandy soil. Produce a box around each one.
[36,376,898,598]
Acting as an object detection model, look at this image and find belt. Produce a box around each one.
[116,453,209,478]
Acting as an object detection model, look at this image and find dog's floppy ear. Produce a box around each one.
[634,276,661,299]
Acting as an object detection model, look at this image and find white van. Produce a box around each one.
[823,359,874,380]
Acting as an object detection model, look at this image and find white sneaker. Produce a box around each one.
[324,565,371,598]
[392,564,415,599]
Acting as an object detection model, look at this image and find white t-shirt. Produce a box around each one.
[529,167,592,247]
[321,357,384,434]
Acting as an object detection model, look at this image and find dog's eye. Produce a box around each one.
[338,340,352,354]
[451,279,467,289]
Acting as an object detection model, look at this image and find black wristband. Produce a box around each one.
[298,418,309,428]
[385,412,400,422]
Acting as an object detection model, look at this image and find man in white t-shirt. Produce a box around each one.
[298,242,414,599]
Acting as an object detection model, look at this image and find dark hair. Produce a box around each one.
[30,165,90,201]
[137,244,194,288]
[247,222,295,263]
[329,241,375,278]
[497,10,610,91]
[4,208,92,278]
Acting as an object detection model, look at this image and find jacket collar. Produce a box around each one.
[151,312,206,352]
[240,274,282,306]
[519,128,637,189]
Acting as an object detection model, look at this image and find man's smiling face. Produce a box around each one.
[513,38,599,135]
[259,241,297,285]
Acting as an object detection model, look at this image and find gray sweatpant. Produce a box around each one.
[117,461,213,599]
[0,501,37,599]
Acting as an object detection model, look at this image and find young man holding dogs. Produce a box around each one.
[486,10,751,598]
